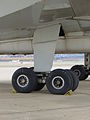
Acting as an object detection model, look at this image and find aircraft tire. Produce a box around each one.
[71,65,88,81]
[34,83,45,91]
[64,69,73,90]
[12,67,37,93]
[70,70,79,91]
[29,67,45,91]
[65,69,79,91]
[46,69,72,95]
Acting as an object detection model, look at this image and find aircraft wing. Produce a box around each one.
[0,0,90,53]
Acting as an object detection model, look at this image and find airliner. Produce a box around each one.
[0,0,90,94]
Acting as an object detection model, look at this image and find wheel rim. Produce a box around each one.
[52,76,65,90]
[74,70,81,77]
[17,75,29,88]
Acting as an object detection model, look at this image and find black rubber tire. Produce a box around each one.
[29,67,34,70]
[29,67,45,91]
[71,65,88,81]
[46,69,72,95]
[69,70,79,91]
[64,69,73,90]
[12,67,38,93]
[65,69,79,91]
[34,83,45,91]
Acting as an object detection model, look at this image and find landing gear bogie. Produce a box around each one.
[12,67,79,94]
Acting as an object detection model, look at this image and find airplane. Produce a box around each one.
[0,0,90,95]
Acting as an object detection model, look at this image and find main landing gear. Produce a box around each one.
[12,25,79,95]
[71,53,90,81]
[12,67,79,95]
[71,65,89,81]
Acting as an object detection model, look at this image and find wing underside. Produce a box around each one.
[0,0,90,53]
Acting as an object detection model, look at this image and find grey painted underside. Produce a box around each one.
[0,0,90,41]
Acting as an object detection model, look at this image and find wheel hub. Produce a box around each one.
[17,75,29,88]
[74,70,81,77]
[52,76,65,90]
